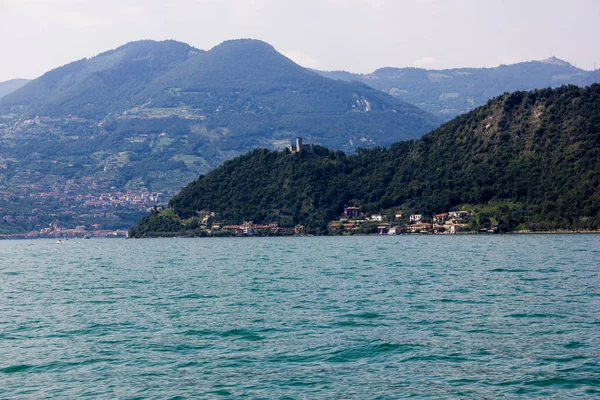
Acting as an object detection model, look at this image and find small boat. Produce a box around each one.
[57,239,64,244]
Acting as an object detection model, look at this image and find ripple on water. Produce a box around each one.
[0,235,598,398]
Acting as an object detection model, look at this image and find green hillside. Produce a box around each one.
[317,58,600,120]
[129,84,600,237]
[0,39,441,196]
[1,40,201,119]
[0,39,440,153]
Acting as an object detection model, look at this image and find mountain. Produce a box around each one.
[1,39,440,149]
[0,79,30,99]
[316,57,599,120]
[575,69,600,87]
[0,39,440,233]
[1,40,202,119]
[129,84,600,237]
[0,40,440,184]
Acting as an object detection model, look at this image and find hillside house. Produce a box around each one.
[344,206,361,217]
[410,214,422,223]
[328,222,358,232]
[407,223,432,233]
[377,223,392,234]
[253,224,271,233]
[433,213,448,224]
[450,224,467,234]
[449,211,470,221]
[222,225,241,234]
[241,221,254,235]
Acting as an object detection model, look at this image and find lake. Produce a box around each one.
[1,235,599,398]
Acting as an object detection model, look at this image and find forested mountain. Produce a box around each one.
[0,39,442,233]
[130,84,600,237]
[2,41,200,119]
[1,39,440,151]
[317,57,600,120]
[0,39,440,192]
[0,79,30,99]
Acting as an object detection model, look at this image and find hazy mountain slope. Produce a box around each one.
[0,40,201,119]
[0,39,441,194]
[129,84,600,236]
[0,79,31,99]
[1,39,440,149]
[130,39,441,149]
[317,57,598,120]
[575,69,600,87]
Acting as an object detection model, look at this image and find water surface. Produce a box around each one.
[0,235,599,398]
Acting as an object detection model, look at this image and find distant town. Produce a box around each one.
[0,222,128,240]
[0,174,172,239]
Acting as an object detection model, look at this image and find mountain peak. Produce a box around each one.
[211,39,275,52]
[97,39,200,58]
[538,56,573,67]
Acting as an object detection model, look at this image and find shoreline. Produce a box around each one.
[130,230,600,239]
[1,230,599,240]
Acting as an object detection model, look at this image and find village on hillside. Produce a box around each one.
[0,221,128,240]
[328,207,483,235]
[0,169,173,239]
[0,180,169,239]
[173,206,494,237]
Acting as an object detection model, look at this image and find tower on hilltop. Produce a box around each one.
[289,137,312,154]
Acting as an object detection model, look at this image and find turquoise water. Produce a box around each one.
[0,235,599,398]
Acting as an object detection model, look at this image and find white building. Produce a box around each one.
[410,214,422,223]
[449,211,470,221]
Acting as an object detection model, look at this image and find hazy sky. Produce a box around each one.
[1,0,599,81]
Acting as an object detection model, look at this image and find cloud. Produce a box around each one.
[412,57,442,68]
[1,0,143,27]
[280,50,320,69]
[325,0,384,8]
[0,0,599,81]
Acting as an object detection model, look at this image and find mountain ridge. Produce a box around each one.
[316,57,599,119]
[1,39,440,148]
[129,84,600,237]
[1,40,201,119]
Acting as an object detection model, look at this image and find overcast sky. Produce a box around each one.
[1,0,599,81]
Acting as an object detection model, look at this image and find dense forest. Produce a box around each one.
[130,84,600,237]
